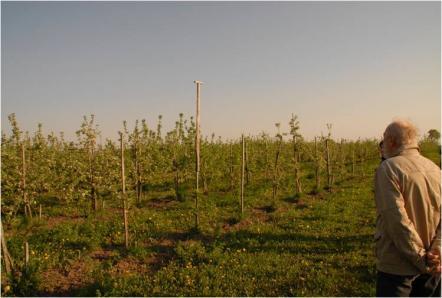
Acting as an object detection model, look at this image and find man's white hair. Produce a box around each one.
[384,119,418,146]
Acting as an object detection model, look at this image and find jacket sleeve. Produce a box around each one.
[430,220,441,253]
[375,163,429,273]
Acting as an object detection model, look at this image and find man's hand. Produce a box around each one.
[426,248,441,276]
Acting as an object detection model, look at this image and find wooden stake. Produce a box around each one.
[134,139,142,205]
[123,201,129,249]
[120,132,129,249]
[325,138,332,191]
[241,134,245,215]
[352,148,355,177]
[229,143,234,191]
[21,144,32,218]
[39,204,42,220]
[244,138,250,185]
[272,133,282,201]
[315,137,320,191]
[89,143,97,212]
[293,135,302,195]
[194,80,202,229]
[25,241,29,268]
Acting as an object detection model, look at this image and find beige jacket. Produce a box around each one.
[374,144,441,275]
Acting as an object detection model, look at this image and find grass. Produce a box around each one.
[1,148,439,297]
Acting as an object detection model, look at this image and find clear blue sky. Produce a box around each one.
[1,1,440,141]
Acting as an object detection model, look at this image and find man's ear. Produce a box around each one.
[389,138,398,149]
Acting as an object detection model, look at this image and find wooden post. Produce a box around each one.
[339,139,345,182]
[1,220,14,274]
[22,143,26,217]
[229,143,234,191]
[123,201,129,249]
[315,137,320,191]
[293,135,302,195]
[24,241,29,268]
[134,139,142,206]
[244,138,250,185]
[360,146,366,178]
[352,148,355,177]
[194,80,202,229]
[325,138,332,191]
[21,144,32,218]
[264,139,269,180]
[89,142,98,212]
[120,132,129,249]
[272,130,282,202]
[39,204,42,220]
[240,135,245,215]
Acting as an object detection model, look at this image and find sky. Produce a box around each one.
[1,1,441,142]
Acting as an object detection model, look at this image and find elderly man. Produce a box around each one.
[375,119,441,297]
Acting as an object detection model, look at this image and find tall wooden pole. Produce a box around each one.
[194,80,202,229]
[21,144,32,218]
[120,132,129,249]
[241,134,245,215]
[22,143,27,217]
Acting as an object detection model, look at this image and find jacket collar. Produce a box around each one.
[389,143,420,158]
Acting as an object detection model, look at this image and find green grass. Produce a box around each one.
[2,148,439,297]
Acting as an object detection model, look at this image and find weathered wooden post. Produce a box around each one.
[352,146,356,177]
[315,137,320,191]
[325,138,332,191]
[120,132,129,249]
[194,80,202,229]
[21,144,32,218]
[272,124,282,202]
[290,114,302,195]
[229,142,234,191]
[24,241,29,268]
[241,134,245,215]
[89,138,98,212]
[132,125,142,206]
[244,138,250,185]
[360,146,366,178]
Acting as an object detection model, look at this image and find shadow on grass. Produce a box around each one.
[144,227,373,257]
